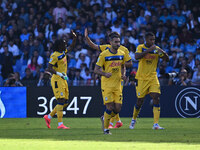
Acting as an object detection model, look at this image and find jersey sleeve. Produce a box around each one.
[122,57,125,65]
[98,44,110,52]
[135,45,142,54]
[121,52,127,65]
[96,53,105,67]
[49,53,58,65]
[124,48,132,62]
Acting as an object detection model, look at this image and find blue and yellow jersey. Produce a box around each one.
[49,49,68,79]
[98,44,132,62]
[135,44,162,80]
[96,48,129,88]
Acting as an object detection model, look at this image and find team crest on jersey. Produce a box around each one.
[49,58,53,62]
[138,92,140,96]
[105,97,108,101]
[61,92,63,96]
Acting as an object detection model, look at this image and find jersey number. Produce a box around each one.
[37,96,92,115]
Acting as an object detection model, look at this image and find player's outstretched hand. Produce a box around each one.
[84,28,88,37]
[121,75,126,80]
[71,30,77,39]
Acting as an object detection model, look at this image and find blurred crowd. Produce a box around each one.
[0,0,200,87]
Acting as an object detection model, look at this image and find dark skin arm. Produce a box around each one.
[66,30,77,52]
[94,65,112,78]
[135,45,156,60]
[135,45,169,62]
[46,63,56,75]
[157,48,169,62]
[47,63,67,80]
[84,28,99,50]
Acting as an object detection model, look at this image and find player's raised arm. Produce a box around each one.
[84,28,99,50]
[67,30,77,52]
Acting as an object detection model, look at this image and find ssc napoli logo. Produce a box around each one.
[175,87,200,118]
[0,91,5,118]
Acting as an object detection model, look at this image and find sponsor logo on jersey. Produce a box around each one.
[109,61,121,67]
[144,53,156,59]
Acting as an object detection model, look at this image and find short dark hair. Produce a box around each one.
[53,39,65,52]
[145,32,155,39]
[109,32,120,40]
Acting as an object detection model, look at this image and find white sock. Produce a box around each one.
[48,114,52,119]
[58,122,63,126]
[109,122,113,126]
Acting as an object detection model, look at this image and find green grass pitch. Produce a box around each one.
[0,118,200,150]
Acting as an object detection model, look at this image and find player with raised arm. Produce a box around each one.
[85,28,132,129]
[43,30,76,129]
[94,32,131,134]
[129,32,169,130]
